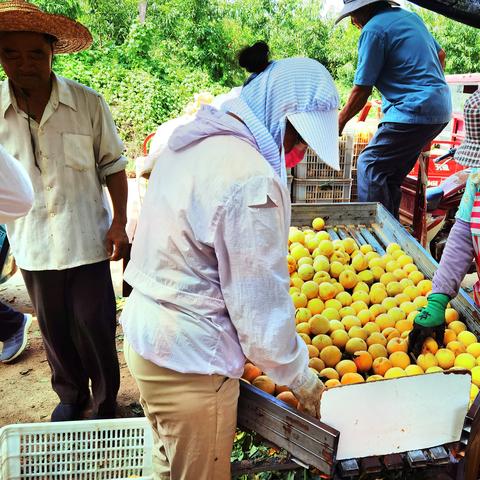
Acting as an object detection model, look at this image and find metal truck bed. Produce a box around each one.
[236,202,480,479]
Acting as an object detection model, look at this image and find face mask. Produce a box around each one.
[285,145,307,169]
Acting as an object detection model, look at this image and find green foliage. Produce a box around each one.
[21,0,480,166]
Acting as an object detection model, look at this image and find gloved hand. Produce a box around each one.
[408,293,449,357]
[292,369,325,419]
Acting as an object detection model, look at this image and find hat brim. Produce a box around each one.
[287,110,340,171]
[0,8,92,54]
[335,0,400,24]
[454,141,480,168]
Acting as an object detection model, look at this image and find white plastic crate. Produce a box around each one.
[292,178,352,204]
[0,418,153,480]
[294,134,354,180]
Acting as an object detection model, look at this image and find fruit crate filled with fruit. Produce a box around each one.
[237,202,480,480]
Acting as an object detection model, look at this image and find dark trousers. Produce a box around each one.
[0,300,24,341]
[357,122,448,219]
[21,261,120,416]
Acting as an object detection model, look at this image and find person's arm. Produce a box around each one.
[214,175,324,416]
[0,145,34,223]
[105,170,129,260]
[438,48,446,71]
[339,85,372,135]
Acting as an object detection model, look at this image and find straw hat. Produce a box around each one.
[0,0,92,54]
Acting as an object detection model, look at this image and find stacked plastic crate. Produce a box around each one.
[350,129,374,201]
[291,134,354,203]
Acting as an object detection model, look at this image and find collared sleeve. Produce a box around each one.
[354,31,386,87]
[0,144,34,223]
[93,94,128,183]
[214,175,311,390]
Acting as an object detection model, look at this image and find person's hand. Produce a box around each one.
[408,293,449,357]
[292,369,325,419]
[106,221,129,261]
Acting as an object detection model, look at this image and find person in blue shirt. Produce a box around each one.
[337,0,452,218]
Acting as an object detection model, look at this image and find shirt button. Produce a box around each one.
[50,212,56,217]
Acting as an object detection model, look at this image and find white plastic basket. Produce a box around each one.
[292,178,352,204]
[294,134,354,180]
[0,418,153,480]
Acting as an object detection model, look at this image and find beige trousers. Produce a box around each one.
[124,340,239,480]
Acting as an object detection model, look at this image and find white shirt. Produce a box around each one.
[0,144,33,223]
[120,135,310,389]
[0,75,128,270]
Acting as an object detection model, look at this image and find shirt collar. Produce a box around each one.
[0,74,77,118]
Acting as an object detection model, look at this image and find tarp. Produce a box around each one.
[410,0,480,27]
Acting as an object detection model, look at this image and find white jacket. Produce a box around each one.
[120,135,310,389]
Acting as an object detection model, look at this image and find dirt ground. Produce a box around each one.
[0,262,140,427]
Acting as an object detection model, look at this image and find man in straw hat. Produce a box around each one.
[337,0,452,219]
[0,0,128,421]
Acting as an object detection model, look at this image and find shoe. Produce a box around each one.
[51,403,83,422]
[0,314,32,363]
[90,403,117,420]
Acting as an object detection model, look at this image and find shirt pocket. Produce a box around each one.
[63,133,95,172]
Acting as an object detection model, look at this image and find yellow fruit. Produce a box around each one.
[341,372,365,385]
[445,308,459,324]
[323,307,340,321]
[369,288,387,305]
[384,367,407,379]
[357,270,374,285]
[345,337,368,355]
[360,244,373,254]
[368,343,388,360]
[369,304,386,319]
[320,345,342,368]
[289,228,305,245]
[372,357,393,376]
[291,245,310,262]
[470,383,479,402]
[292,293,308,309]
[382,297,398,311]
[320,368,340,380]
[380,272,396,285]
[339,307,357,319]
[313,255,330,273]
[352,290,370,305]
[312,334,333,351]
[309,357,326,372]
[388,307,406,322]
[407,311,419,323]
[357,310,372,326]
[351,300,369,314]
[386,282,402,297]
[300,281,318,300]
[425,366,444,374]
[296,322,310,335]
[467,343,480,358]
[376,313,395,331]
[287,255,297,274]
[400,301,417,316]
[395,293,411,305]
[291,277,305,290]
[316,231,331,241]
[408,271,425,285]
[341,315,361,331]
[389,351,411,369]
[371,266,385,281]
[413,296,428,309]
[354,282,369,293]
[307,344,320,358]
[351,253,368,272]
[333,282,345,296]
[399,278,415,290]
[289,287,300,295]
[392,268,407,281]
[367,374,384,382]
[367,332,387,347]
[329,320,346,333]
[305,237,320,254]
[471,366,480,387]
[443,329,456,345]
[397,254,413,267]
[455,353,476,370]
[342,238,358,255]
[298,264,315,281]
[295,308,312,324]
[298,333,311,345]
[330,261,345,279]
[386,243,401,255]
[405,364,424,376]
[325,299,342,312]
[298,256,313,267]
[309,314,330,335]
[348,326,368,341]
[338,269,358,289]
[417,280,433,296]
[336,359,357,377]
[330,329,350,349]
[252,375,276,394]
[312,217,325,231]
[417,353,438,371]
[353,351,373,372]
[387,337,408,354]
[369,257,384,269]
[318,282,336,301]
[395,319,413,334]
[449,321,468,336]
[404,286,420,301]
[403,263,418,274]
[458,331,478,347]
[447,341,467,356]
[325,379,341,388]
[307,298,325,316]
[386,261,401,273]
[336,291,353,307]
[318,240,334,257]
[422,337,439,355]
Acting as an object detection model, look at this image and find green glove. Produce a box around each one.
[408,293,449,357]
[414,293,450,327]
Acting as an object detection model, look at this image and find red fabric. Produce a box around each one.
[285,146,306,169]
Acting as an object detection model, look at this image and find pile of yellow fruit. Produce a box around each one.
[243,217,480,409]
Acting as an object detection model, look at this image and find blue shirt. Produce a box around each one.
[354,7,452,125]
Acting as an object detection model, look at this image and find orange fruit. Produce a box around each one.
[307,298,325,315]
[307,344,320,358]
[364,322,381,335]
[435,348,455,369]
[345,338,368,355]
[445,308,459,324]
[242,363,262,382]
[311,334,332,351]
[336,359,357,377]
[376,314,395,331]
[277,391,299,408]
[367,332,387,347]
[405,364,424,376]
[275,384,290,395]
[296,322,311,335]
[368,343,388,360]
[320,368,340,380]
[353,351,373,372]
[308,357,325,373]
[449,321,467,336]
[320,345,342,368]
[366,374,384,382]
[325,379,341,388]
[384,367,407,379]
[447,341,467,356]
[252,375,276,395]
[341,372,365,385]
[387,337,408,354]
[422,337,439,354]
[389,351,411,369]
[444,329,457,344]
[372,357,393,376]
[298,333,311,345]
[395,319,413,334]
[417,353,438,371]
